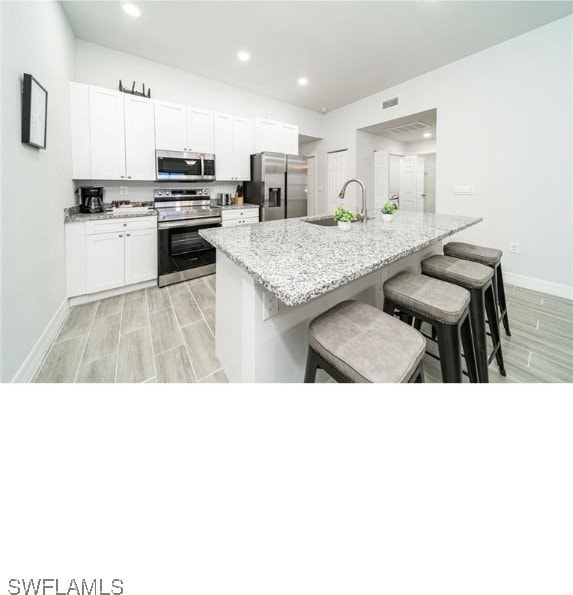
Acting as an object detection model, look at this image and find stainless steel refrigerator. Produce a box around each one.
[244,153,308,221]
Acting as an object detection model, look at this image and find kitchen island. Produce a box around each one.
[200,212,481,382]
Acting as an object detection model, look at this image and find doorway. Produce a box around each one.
[327,149,348,213]
[357,108,437,214]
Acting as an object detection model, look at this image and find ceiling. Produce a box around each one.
[361,109,437,143]
[61,1,573,113]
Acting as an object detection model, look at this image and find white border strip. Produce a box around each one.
[504,271,573,300]
[11,298,70,383]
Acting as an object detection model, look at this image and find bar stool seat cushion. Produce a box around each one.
[308,300,425,383]
[422,255,494,289]
[384,271,470,325]
[443,242,502,266]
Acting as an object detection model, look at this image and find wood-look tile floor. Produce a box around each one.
[35,280,572,384]
[34,275,227,384]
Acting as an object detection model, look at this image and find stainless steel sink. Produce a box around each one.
[304,215,371,227]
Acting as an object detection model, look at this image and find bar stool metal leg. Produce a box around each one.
[435,323,462,383]
[484,285,507,376]
[468,288,489,383]
[459,315,479,383]
[304,348,318,383]
[496,265,511,336]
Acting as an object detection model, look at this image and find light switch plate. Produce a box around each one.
[453,185,474,195]
[120,186,128,196]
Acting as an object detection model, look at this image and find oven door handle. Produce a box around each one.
[158,217,222,230]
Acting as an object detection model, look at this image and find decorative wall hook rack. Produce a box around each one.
[118,80,151,98]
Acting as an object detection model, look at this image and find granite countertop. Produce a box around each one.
[64,205,157,223]
[200,211,481,307]
[217,203,259,211]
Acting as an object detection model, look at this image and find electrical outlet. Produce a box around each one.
[263,291,279,320]
[509,242,520,254]
[120,186,128,196]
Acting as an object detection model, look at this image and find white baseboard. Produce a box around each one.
[69,279,156,307]
[504,271,573,300]
[11,298,70,383]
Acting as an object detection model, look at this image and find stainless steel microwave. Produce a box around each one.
[156,150,216,182]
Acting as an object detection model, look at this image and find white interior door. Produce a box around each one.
[399,155,419,211]
[327,150,349,213]
[416,156,425,211]
[374,150,389,208]
[307,156,316,216]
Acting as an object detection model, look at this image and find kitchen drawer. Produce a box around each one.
[85,216,157,235]
[221,209,259,222]
[222,217,259,228]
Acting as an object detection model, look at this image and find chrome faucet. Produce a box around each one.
[338,179,367,223]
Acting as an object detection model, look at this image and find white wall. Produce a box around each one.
[75,40,323,139]
[405,138,436,155]
[1,1,76,381]
[320,16,573,292]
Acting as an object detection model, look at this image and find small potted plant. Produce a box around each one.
[333,206,357,230]
[380,201,397,222]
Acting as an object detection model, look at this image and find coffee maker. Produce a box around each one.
[77,186,104,214]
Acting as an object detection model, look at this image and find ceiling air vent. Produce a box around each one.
[384,121,430,136]
[382,96,399,110]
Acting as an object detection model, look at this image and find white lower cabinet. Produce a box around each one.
[86,232,126,294]
[125,228,158,285]
[221,209,259,228]
[67,216,157,298]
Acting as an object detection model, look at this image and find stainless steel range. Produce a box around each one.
[155,188,221,287]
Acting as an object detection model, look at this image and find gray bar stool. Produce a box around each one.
[443,242,511,337]
[421,255,506,382]
[383,272,479,383]
[304,300,426,383]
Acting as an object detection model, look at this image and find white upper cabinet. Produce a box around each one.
[124,95,156,180]
[254,118,298,154]
[154,100,187,151]
[214,113,253,181]
[187,107,214,153]
[69,83,91,179]
[89,86,126,180]
[233,116,253,181]
[254,118,280,153]
[214,113,234,181]
[279,123,299,155]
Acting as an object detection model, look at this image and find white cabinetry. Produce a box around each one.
[221,208,259,228]
[254,118,299,154]
[154,100,187,151]
[125,228,158,285]
[66,216,157,298]
[187,107,214,153]
[86,231,126,294]
[70,83,155,180]
[154,102,214,152]
[89,86,126,180]
[214,113,253,181]
[278,123,299,154]
[125,95,156,180]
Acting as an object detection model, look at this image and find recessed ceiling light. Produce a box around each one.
[423,132,432,138]
[297,77,308,86]
[122,3,141,17]
[237,50,250,62]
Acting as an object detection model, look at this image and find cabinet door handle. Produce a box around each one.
[128,176,131,179]
[119,234,123,238]
[126,233,131,237]
[121,176,125,179]
[123,223,127,226]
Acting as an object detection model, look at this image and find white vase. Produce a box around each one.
[382,214,394,222]
[338,221,351,231]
